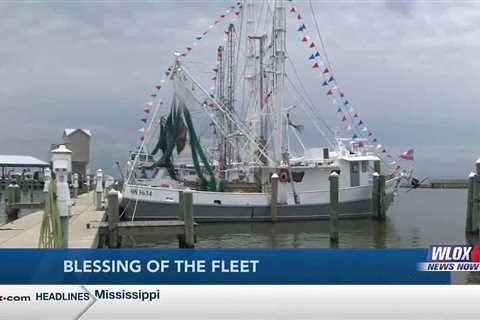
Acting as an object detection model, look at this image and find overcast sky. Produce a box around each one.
[0,0,479,178]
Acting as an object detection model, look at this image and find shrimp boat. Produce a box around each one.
[120,0,406,222]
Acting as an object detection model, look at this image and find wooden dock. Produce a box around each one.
[0,191,104,248]
[0,189,196,248]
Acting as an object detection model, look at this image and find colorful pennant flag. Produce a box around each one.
[322,81,328,86]
[312,62,320,68]
[337,107,342,113]
[144,108,150,113]
[328,76,335,82]
[358,120,363,125]
[342,115,347,121]
[309,54,315,60]
[301,36,308,42]
[314,51,321,58]
[298,24,306,31]
[140,118,147,123]
[309,42,316,48]
[344,100,349,105]
[326,89,333,95]
[322,68,329,74]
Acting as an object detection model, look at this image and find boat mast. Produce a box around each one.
[225,23,237,167]
[216,45,227,179]
[245,0,259,165]
[249,34,268,166]
[272,0,288,165]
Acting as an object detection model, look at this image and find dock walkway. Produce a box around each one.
[0,191,104,248]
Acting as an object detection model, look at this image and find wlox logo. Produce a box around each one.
[419,245,480,272]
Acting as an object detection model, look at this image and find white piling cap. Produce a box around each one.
[372,172,380,177]
[329,171,339,177]
[108,189,118,196]
[469,172,477,178]
[271,173,279,179]
[476,158,480,164]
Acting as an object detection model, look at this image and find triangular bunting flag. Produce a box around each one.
[312,62,319,68]
[235,11,240,16]
[322,68,329,74]
[309,54,315,60]
[368,132,373,137]
[186,47,192,51]
[297,14,302,20]
[373,138,378,142]
[297,24,306,31]
[309,42,316,48]
[155,85,161,90]
[140,136,144,142]
[337,107,342,113]
[150,94,157,98]
[326,89,333,95]
[314,51,321,58]
[342,115,347,121]
[352,134,358,139]
[212,76,217,81]
[340,92,344,98]
[358,120,363,125]
[382,149,387,153]
[141,118,147,123]
[301,36,308,42]
[290,7,296,13]
[353,113,358,118]
[322,81,328,86]
[195,37,202,40]
[344,100,349,105]
[328,76,335,82]
[144,108,150,113]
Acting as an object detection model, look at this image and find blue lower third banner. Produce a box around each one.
[0,248,449,284]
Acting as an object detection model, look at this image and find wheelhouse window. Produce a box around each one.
[361,161,368,173]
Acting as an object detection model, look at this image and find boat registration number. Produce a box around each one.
[130,188,153,197]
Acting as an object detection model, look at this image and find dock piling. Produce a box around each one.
[107,190,120,248]
[329,172,339,242]
[182,191,195,248]
[95,169,103,211]
[372,172,386,220]
[72,173,79,199]
[176,190,184,220]
[465,172,478,234]
[270,173,279,222]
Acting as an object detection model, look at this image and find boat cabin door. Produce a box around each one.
[350,161,360,187]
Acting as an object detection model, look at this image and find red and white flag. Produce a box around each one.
[399,149,414,161]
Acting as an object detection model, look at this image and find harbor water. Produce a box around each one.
[128,189,475,248]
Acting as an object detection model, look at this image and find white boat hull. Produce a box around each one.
[121,178,399,222]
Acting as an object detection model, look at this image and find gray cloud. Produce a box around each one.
[0,0,479,179]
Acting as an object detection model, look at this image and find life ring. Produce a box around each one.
[279,170,289,183]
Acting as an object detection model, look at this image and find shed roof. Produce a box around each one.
[0,155,49,168]
[64,128,91,137]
